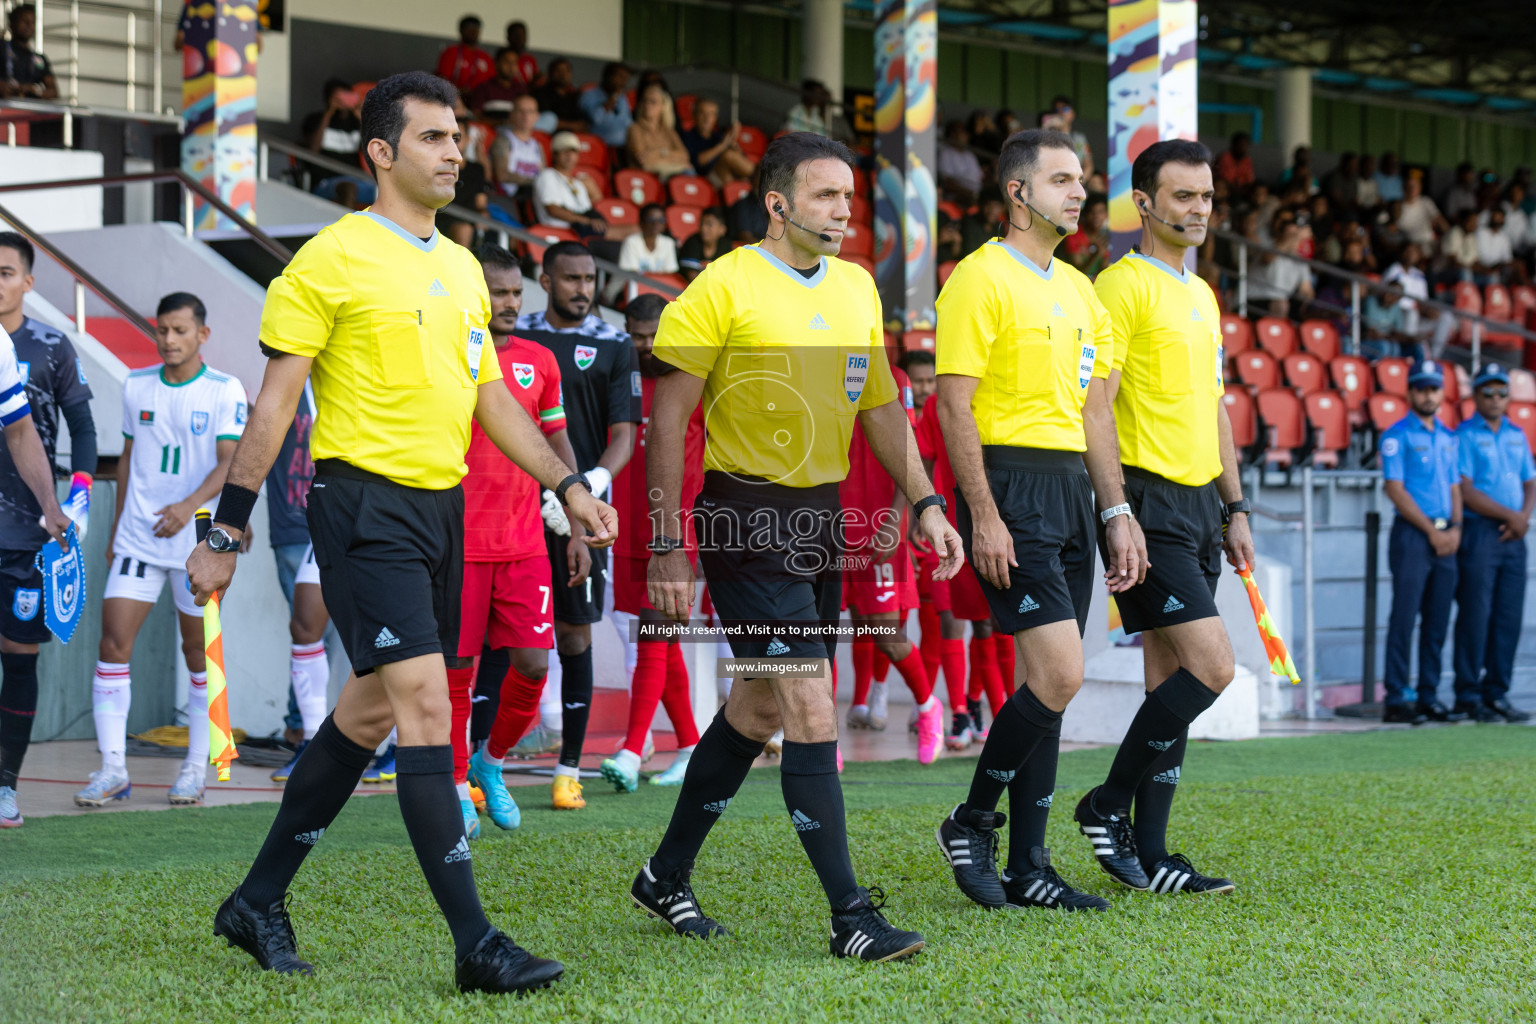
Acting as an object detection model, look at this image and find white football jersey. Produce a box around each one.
[0,330,28,426]
[115,363,247,567]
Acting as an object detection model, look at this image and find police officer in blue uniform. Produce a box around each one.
[1380,361,1464,725]
[1451,363,1535,723]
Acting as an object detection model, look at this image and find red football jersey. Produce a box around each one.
[462,337,565,561]
[839,366,915,549]
[613,373,706,559]
[913,402,958,530]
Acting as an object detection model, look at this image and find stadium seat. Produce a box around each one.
[665,205,702,242]
[1255,387,1306,468]
[1222,384,1258,451]
[675,93,698,130]
[1255,316,1299,359]
[626,273,687,303]
[1298,319,1341,362]
[1510,368,1536,403]
[575,167,607,200]
[574,133,609,174]
[1329,355,1373,426]
[840,221,874,257]
[848,194,872,225]
[1511,284,1536,330]
[1461,397,1477,422]
[1438,401,1460,429]
[668,176,717,208]
[1508,402,1536,452]
[938,260,957,290]
[595,197,638,227]
[736,125,767,161]
[1367,392,1408,434]
[524,225,581,264]
[902,330,935,352]
[1483,284,1522,347]
[851,166,872,198]
[614,169,663,207]
[1282,353,1328,395]
[1454,281,1483,344]
[1303,390,1349,468]
[1220,314,1254,355]
[1234,350,1281,391]
[1375,357,1410,396]
[530,130,552,165]
[720,180,752,207]
[938,200,964,223]
[846,254,875,278]
[1438,361,1467,405]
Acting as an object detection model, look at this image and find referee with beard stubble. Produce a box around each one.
[186,71,616,996]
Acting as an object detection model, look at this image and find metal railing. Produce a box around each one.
[25,0,177,113]
[0,94,179,148]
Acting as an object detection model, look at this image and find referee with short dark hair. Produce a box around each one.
[186,71,616,995]
[629,132,963,962]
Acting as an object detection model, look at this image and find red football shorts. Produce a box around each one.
[457,556,555,655]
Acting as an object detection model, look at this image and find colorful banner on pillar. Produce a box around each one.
[1106,0,1198,261]
[874,0,938,335]
[181,1,259,230]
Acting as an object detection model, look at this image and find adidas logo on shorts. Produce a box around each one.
[1163,595,1185,614]
[374,627,400,649]
[1017,594,1040,614]
[444,836,472,863]
[766,638,791,656]
[986,768,1016,783]
[703,799,732,814]
[1148,738,1176,751]
[1036,794,1052,808]
[1153,767,1181,785]
[791,809,821,831]
[294,828,325,845]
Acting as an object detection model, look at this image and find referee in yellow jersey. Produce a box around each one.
[185,72,616,994]
[933,129,1146,912]
[630,133,963,962]
[1072,139,1252,897]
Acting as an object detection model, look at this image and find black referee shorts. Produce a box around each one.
[307,460,464,675]
[955,446,1096,637]
[1102,466,1222,635]
[546,529,608,625]
[694,472,842,664]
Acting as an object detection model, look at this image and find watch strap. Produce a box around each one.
[1099,502,1132,524]
[912,494,947,518]
[555,473,591,506]
[1223,498,1252,519]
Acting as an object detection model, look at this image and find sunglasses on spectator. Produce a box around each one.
[1479,388,1510,398]
[643,216,666,226]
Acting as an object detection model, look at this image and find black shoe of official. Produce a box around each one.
[1074,788,1149,890]
[967,699,986,736]
[935,804,1007,908]
[1382,704,1428,725]
[1143,853,1236,895]
[1453,701,1500,723]
[1417,701,1468,723]
[214,889,313,975]
[455,929,563,994]
[1001,847,1109,911]
[829,886,924,962]
[1485,698,1532,723]
[630,859,729,938]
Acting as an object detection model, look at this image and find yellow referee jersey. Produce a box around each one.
[260,211,501,490]
[653,245,897,488]
[935,241,1113,452]
[1097,251,1224,487]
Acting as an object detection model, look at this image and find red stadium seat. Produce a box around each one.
[840,221,874,258]
[1438,400,1461,430]
[573,133,608,174]
[1454,281,1483,345]
[1375,357,1410,396]
[938,260,958,290]
[848,194,872,225]
[1234,350,1281,392]
[575,167,607,200]
[1328,355,1373,427]
[851,166,872,199]
[1367,392,1408,434]
[626,273,687,303]
[1222,384,1258,449]
[1303,390,1349,468]
[675,93,698,131]
[1510,368,1536,403]
[1511,285,1536,330]
[720,179,752,207]
[902,330,936,352]
[1461,397,1477,422]
[736,125,767,162]
[665,205,702,242]
[530,131,552,166]
[1255,316,1299,358]
[1255,387,1306,467]
[1298,319,1341,362]
[614,169,663,207]
[1508,402,1536,452]
[938,200,964,223]
[1483,284,1521,347]
[1282,353,1329,395]
[1220,314,1255,355]
[1438,361,1466,405]
[846,254,875,278]
[668,176,717,208]
[594,197,638,227]
[524,224,581,264]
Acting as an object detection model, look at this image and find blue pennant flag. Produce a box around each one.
[35,524,85,643]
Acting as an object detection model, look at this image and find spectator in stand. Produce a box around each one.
[1362,280,1410,358]
[1247,218,1314,318]
[581,61,633,149]
[1374,199,1408,264]
[678,206,728,281]
[1474,207,1521,285]
[1,5,55,99]
[1279,146,1318,194]
[728,167,769,243]
[469,47,529,114]
[936,213,962,264]
[1304,194,1334,254]
[534,131,610,241]
[1496,182,1532,260]
[958,195,1005,258]
[503,20,538,90]
[1323,152,1361,215]
[1443,162,1479,223]
[966,109,1003,155]
[302,79,375,204]
[681,98,757,185]
[488,94,545,200]
[937,120,983,205]
[1063,193,1109,278]
[1381,243,1435,341]
[627,84,695,182]
[1248,181,1279,233]
[1050,95,1094,180]
[533,57,588,135]
[617,204,680,277]
[1216,132,1255,193]
[996,109,1024,139]
[1375,152,1405,203]
[435,15,494,95]
[1442,209,1481,283]
[1398,173,1447,251]
[1357,154,1382,212]
[437,97,491,246]
[782,79,835,136]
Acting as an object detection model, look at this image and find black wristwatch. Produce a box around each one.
[204,526,241,553]
[648,535,685,554]
[1223,499,1252,521]
[913,494,947,519]
[555,473,591,507]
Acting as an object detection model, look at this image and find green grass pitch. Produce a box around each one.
[4,728,1534,1023]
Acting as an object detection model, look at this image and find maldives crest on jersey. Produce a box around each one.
[844,353,870,403]
[36,524,84,643]
[466,326,486,382]
[574,345,597,371]
[190,411,209,435]
[512,362,536,389]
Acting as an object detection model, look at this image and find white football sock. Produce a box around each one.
[184,671,209,768]
[540,656,563,731]
[289,641,329,739]
[91,661,131,772]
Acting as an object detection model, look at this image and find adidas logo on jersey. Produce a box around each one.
[986,768,1016,783]
[428,279,450,296]
[808,313,830,330]
[1148,738,1176,751]
[791,809,821,831]
[1153,767,1181,785]
[444,836,472,863]
[1036,794,1053,808]
[1017,594,1040,613]
[703,799,732,814]
[1163,595,1185,614]
[1051,302,1065,316]
[766,638,791,656]
[374,627,401,649]
[1190,307,1203,321]
[294,828,326,845]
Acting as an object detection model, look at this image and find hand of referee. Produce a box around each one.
[1222,512,1256,573]
[186,542,235,607]
[972,509,1015,589]
[647,550,696,622]
[1102,516,1148,594]
[919,505,966,582]
[565,490,618,549]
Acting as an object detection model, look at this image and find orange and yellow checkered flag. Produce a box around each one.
[195,510,238,780]
[1237,566,1300,685]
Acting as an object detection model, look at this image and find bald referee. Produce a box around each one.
[933,128,1145,912]
[186,72,616,994]
[631,132,963,961]
[1073,139,1248,897]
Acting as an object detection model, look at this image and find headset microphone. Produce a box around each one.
[1140,201,1187,233]
[1012,188,1067,237]
[774,203,833,243]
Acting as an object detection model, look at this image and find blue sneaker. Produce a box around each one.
[271,740,307,783]
[0,785,22,828]
[650,747,692,787]
[600,753,640,793]
[169,762,206,805]
[510,724,561,757]
[461,798,482,840]
[361,744,397,783]
[74,768,131,807]
[467,749,521,830]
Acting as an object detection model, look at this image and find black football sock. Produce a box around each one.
[557,645,594,769]
[1132,727,1189,865]
[961,687,1061,814]
[651,709,763,876]
[240,715,373,907]
[393,745,493,958]
[1098,668,1217,812]
[1005,715,1061,874]
[0,651,40,790]
[470,645,510,747]
[780,740,859,908]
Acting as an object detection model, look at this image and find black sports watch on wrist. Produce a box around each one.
[648,535,685,554]
[555,473,591,507]
[1223,499,1252,521]
[204,526,241,553]
[912,494,947,519]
